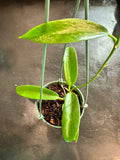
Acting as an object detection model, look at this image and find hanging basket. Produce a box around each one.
[35,81,87,129]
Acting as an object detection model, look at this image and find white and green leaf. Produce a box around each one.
[63,46,78,87]
[16,85,60,100]
[62,92,80,142]
[19,18,108,44]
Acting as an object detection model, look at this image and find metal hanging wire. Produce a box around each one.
[39,0,50,119]
[84,0,89,103]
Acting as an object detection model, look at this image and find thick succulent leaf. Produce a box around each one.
[19,18,108,44]
[63,47,78,87]
[16,85,59,100]
[62,92,80,142]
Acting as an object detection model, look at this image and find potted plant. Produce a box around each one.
[16,0,120,142]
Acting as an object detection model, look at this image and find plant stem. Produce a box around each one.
[73,0,82,18]
[75,33,120,89]
[58,97,64,101]
[61,84,67,96]
[108,34,117,43]
[60,43,67,81]
[85,0,89,103]
[39,0,50,119]
[59,0,82,81]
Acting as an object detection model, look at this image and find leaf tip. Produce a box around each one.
[18,35,23,39]
[19,33,27,39]
[16,86,20,95]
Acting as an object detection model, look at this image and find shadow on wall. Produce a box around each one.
[0,0,41,6]
[0,0,116,6]
[0,49,15,71]
[113,0,120,38]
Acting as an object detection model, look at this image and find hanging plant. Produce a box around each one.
[16,0,120,142]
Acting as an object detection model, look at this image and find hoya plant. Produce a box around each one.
[16,0,120,142]
[17,46,81,142]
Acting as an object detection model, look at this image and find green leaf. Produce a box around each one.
[62,92,80,142]
[63,47,78,87]
[16,85,60,100]
[74,129,79,143]
[19,18,108,44]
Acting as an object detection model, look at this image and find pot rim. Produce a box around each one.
[35,80,86,128]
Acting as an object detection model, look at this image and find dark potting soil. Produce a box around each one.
[38,83,83,126]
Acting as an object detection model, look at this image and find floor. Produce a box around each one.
[0,0,120,160]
